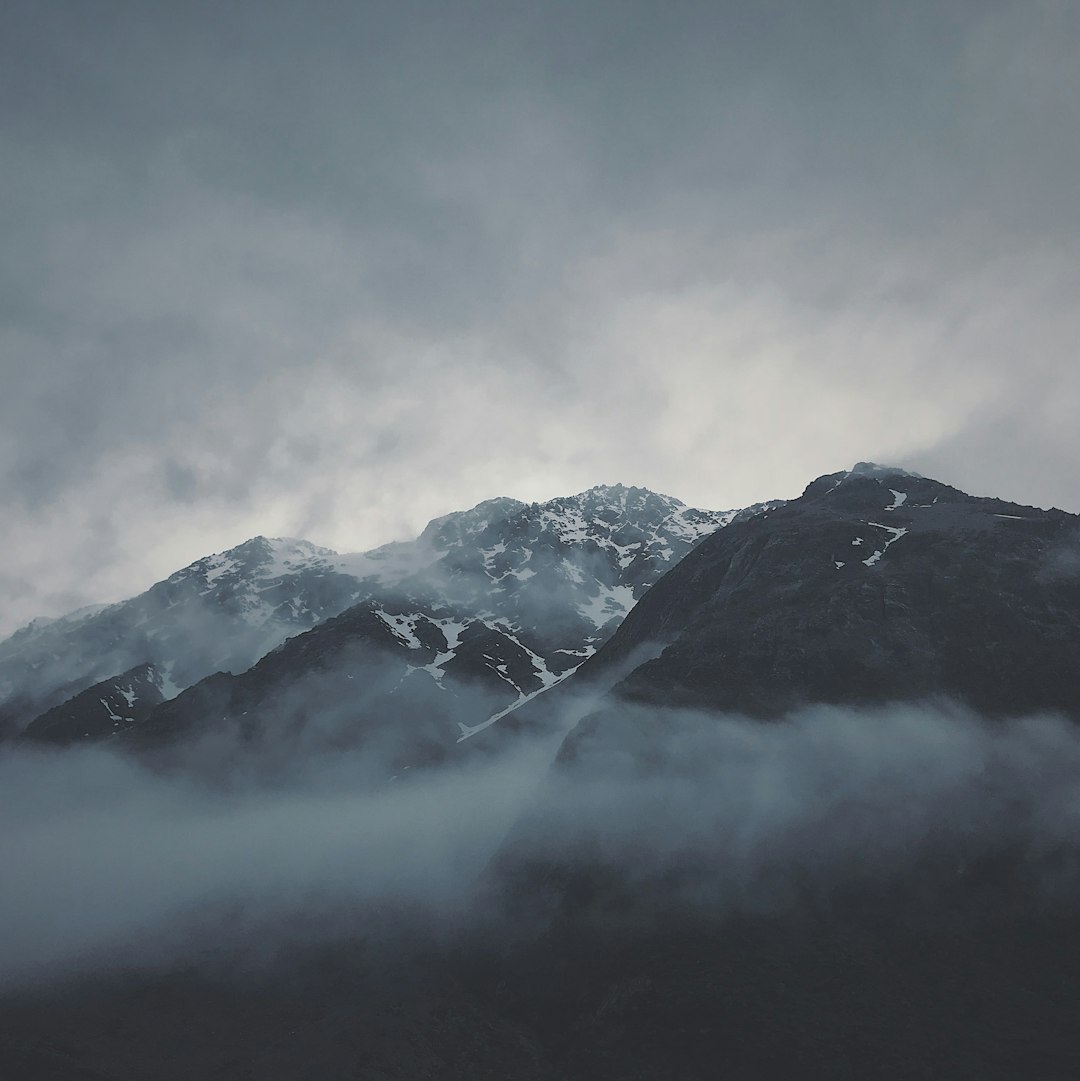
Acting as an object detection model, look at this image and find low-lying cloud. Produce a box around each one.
[527,702,1080,915]
[4,700,1080,992]
[0,734,559,989]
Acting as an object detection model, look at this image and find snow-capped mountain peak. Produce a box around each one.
[170,536,339,588]
[419,497,527,550]
[2,484,755,745]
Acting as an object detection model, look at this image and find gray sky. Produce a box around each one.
[3,0,1079,635]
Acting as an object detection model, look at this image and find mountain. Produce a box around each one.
[0,536,382,738]
[126,485,766,767]
[552,462,1080,758]
[495,460,1080,894]
[473,463,1080,1079]
[496,459,1080,902]
[20,663,168,744]
[5,485,758,754]
[5,465,1080,1080]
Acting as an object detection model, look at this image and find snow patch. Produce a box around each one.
[577,584,637,629]
[862,523,909,567]
[457,670,575,742]
[375,610,424,649]
[155,663,183,701]
[99,698,123,722]
[664,506,735,544]
[479,541,508,574]
[418,618,470,685]
[202,555,239,587]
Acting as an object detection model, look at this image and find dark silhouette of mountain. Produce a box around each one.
[472,463,1080,1079]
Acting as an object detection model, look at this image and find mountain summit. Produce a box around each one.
[0,535,370,737]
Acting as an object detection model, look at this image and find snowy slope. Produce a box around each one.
[0,536,372,735]
[127,486,774,759]
[4,484,771,745]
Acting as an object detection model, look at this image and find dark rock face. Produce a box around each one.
[20,664,166,744]
[566,464,1080,732]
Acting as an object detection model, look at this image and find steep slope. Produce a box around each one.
[490,464,1080,938]
[497,463,1080,918]
[20,664,168,744]
[558,463,1080,746]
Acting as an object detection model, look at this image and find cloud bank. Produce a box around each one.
[3,1,1079,633]
[4,701,1080,990]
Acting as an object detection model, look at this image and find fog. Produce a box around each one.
[4,700,1080,992]
[532,702,1080,914]
[0,731,563,989]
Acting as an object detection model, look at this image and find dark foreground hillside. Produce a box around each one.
[4,881,1080,1080]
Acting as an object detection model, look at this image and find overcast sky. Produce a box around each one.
[3,0,1078,635]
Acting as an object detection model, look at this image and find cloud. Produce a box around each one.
[499,701,1080,925]
[3,1,1079,633]
[0,731,560,989]
[5,701,1080,990]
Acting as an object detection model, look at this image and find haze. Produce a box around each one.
[3,0,1078,635]
[4,703,1080,989]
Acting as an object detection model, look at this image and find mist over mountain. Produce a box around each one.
[3,464,1080,1079]
[483,465,1080,896]
[6,0,1078,1071]
[8,484,753,772]
[0,536,371,738]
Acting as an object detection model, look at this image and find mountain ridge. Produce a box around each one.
[124,485,765,766]
[4,484,753,751]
